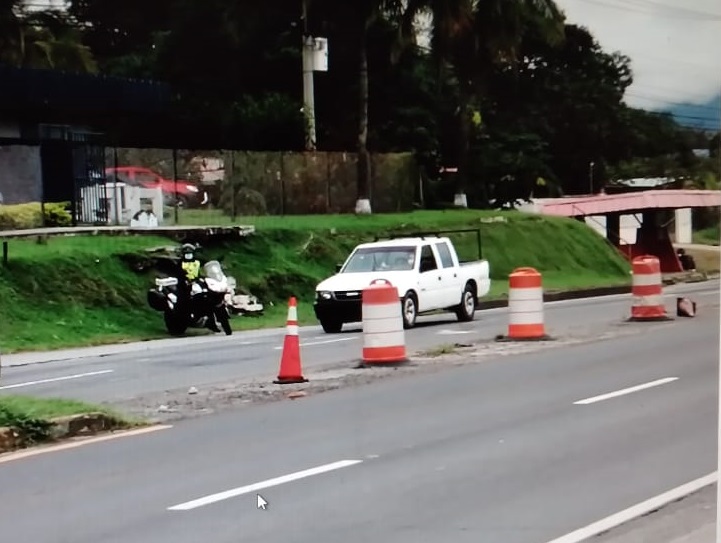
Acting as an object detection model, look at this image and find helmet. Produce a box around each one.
[181,243,196,262]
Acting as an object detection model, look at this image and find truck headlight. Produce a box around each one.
[316,291,332,300]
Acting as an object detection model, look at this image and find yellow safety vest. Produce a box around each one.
[182,260,201,281]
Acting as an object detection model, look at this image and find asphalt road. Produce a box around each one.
[0,281,717,403]
[0,290,716,543]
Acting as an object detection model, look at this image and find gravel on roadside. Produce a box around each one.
[107,318,676,424]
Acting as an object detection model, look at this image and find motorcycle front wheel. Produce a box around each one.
[214,307,233,336]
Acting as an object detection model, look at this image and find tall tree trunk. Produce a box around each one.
[355,26,372,215]
[454,84,471,208]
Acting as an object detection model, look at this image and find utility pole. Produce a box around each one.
[716,84,721,543]
[302,0,317,151]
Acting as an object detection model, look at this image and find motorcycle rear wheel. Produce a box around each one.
[164,310,188,336]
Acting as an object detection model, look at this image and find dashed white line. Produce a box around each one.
[168,459,364,511]
[273,337,357,350]
[573,377,679,405]
[0,369,115,390]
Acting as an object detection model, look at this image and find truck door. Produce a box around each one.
[434,240,462,304]
[417,243,444,311]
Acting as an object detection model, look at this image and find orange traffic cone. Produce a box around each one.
[274,297,308,384]
[677,297,696,317]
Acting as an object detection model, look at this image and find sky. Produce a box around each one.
[556,0,720,126]
[414,0,720,129]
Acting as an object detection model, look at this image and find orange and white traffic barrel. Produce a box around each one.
[630,255,669,321]
[361,279,407,364]
[501,267,549,341]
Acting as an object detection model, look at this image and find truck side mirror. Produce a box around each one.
[335,263,342,273]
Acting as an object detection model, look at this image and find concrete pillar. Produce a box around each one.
[675,208,692,244]
[606,213,620,245]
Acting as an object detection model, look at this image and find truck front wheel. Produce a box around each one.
[320,319,343,333]
[456,283,476,322]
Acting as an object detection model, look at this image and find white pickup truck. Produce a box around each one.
[313,232,491,333]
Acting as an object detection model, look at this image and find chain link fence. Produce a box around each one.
[0,144,419,230]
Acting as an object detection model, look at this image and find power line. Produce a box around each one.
[622,0,721,20]
[574,0,721,21]
[629,54,720,75]
[626,91,721,112]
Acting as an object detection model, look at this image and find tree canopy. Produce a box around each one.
[3,0,718,207]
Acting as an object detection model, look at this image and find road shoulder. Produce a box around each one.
[592,483,716,543]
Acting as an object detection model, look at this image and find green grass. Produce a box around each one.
[0,395,137,448]
[0,395,119,424]
[693,225,720,246]
[0,209,632,354]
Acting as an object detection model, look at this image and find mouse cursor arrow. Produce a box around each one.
[257,494,268,510]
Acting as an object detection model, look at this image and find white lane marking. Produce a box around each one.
[543,472,717,543]
[273,337,357,350]
[573,377,678,405]
[437,329,473,335]
[167,459,363,511]
[0,425,173,464]
[0,369,114,390]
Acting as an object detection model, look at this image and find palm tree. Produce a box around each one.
[305,0,406,214]
[0,0,24,66]
[402,0,565,207]
[0,0,97,72]
[352,0,405,214]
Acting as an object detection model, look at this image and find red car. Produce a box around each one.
[105,166,208,208]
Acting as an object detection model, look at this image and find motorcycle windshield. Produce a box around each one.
[203,260,225,281]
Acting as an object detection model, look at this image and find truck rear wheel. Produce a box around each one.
[402,292,418,329]
[456,283,476,322]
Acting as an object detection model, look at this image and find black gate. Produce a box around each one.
[71,137,108,225]
[39,125,108,226]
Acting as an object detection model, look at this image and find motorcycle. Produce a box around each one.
[147,259,235,337]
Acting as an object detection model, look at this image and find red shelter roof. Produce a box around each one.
[535,189,721,217]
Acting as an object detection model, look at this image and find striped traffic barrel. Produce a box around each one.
[361,279,407,363]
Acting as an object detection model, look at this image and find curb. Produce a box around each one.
[0,412,136,454]
[477,284,632,311]
[544,472,717,543]
[1,276,717,367]
[476,273,717,311]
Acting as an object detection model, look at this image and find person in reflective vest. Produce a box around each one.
[179,243,221,333]
[181,243,201,281]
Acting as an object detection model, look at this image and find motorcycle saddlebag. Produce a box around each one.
[147,289,169,312]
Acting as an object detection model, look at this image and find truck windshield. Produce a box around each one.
[342,246,416,272]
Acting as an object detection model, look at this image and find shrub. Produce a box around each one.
[43,202,73,227]
[0,202,72,230]
[218,186,268,216]
[0,404,53,445]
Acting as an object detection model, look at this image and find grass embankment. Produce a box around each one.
[693,225,720,246]
[0,209,631,353]
[0,395,135,448]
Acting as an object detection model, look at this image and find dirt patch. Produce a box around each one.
[684,247,720,274]
[0,412,137,454]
